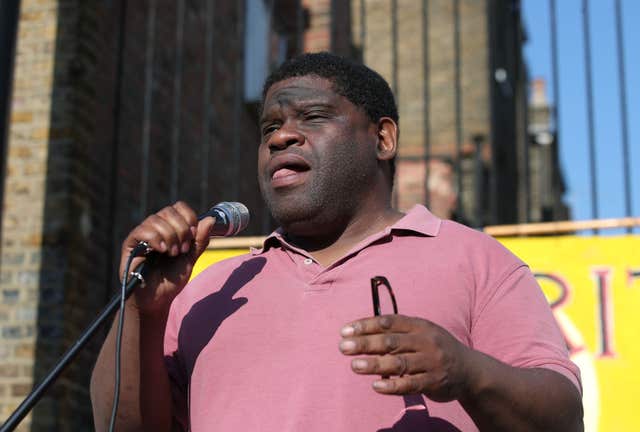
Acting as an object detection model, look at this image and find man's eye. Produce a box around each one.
[262,124,279,136]
[305,112,328,121]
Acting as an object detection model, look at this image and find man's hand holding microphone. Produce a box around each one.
[119,201,249,316]
[91,201,248,432]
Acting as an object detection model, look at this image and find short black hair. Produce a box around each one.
[261,52,399,182]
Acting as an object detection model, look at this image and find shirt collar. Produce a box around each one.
[389,204,442,237]
[250,229,287,255]
[250,204,442,255]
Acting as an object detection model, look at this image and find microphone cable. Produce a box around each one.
[108,241,148,432]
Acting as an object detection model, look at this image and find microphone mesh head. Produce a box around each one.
[215,202,250,236]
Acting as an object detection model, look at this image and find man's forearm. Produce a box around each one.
[90,300,174,432]
[459,350,583,432]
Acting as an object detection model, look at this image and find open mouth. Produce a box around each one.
[273,164,309,178]
[269,155,311,188]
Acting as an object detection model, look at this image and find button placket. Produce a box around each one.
[301,257,319,280]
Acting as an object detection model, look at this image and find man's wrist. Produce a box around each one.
[456,347,495,404]
[125,296,171,323]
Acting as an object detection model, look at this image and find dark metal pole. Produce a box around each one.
[391,0,399,208]
[549,0,563,221]
[330,0,337,54]
[453,0,464,222]
[512,1,529,223]
[360,0,366,58]
[582,0,599,230]
[232,0,244,199]
[614,0,632,233]
[140,0,157,215]
[296,0,304,54]
[474,135,485,227]
[104,0,128,303]
[201,0,215,210]
[262,0,275,234]
[391,0,398,99]
[422,0,431,207]
[170,0,185,202]
[486,0,498,226]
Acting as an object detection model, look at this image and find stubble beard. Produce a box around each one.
[260,144,373,235]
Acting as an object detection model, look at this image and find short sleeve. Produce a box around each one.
[471,265,582,392]
[164,299,189,430]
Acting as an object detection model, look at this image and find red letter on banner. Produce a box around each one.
[533,273,581,351]
[593,268,616,358]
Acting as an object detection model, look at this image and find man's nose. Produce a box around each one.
[268,122,304,151]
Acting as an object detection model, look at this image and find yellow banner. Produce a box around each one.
[194,235,640,431]
[499,235,640,432]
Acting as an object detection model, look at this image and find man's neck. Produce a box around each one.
[284,206,404,267]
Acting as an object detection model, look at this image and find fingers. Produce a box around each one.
[172,200,198,232]
[193,216,215,257]
[123,201,198,257]
[350,353,425,377]
[341,314,421,337]
[339,332,423,355]
[340,315,438,357]
[371,373,434,395]
[145,214,184,256]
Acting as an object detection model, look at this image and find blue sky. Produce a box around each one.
[522,0,639,232]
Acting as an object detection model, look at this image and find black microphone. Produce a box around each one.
[198,201,250,237]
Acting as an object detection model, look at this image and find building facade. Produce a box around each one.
[0,1,566,430]
[350,0,550,226]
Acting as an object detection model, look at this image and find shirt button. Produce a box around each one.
[303,258,313,265]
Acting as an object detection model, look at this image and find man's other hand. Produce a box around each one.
[339,315,474,402]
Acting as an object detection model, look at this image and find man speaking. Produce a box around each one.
[90,52,583,431]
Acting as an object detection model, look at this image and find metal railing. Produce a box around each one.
[347,0,638,233]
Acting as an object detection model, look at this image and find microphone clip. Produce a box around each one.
[131,241,152,257]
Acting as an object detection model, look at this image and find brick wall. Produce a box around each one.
[0,0,126,429]
[0,0,272,429]
[1,0,60,428]
[351,0,490,220]
[303,0,332,52]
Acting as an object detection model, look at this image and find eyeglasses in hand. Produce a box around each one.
[370,276,398,316]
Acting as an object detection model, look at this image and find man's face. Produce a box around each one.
[258,75,379,233]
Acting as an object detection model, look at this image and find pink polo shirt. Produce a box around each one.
[164,205,580,431]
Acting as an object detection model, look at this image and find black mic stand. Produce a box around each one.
[0,261,148,432]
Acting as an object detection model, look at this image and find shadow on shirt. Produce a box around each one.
[377,395,463,432]
[176,257,266,379]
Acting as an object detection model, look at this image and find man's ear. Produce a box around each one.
[376,117,398,162]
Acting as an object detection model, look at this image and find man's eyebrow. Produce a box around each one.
[298,101,336,110]
[260,100,336,122]
[274,93,334,107]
